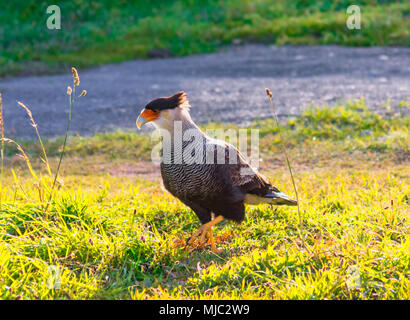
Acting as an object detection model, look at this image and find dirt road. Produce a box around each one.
[0,45,408,139]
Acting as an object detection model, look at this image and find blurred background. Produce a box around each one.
[1,0,409,75]
[0,1,409,301]
[0,0,409,138]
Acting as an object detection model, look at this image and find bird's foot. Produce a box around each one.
[185,216,224,252]
[185,227,222,254]
[186,224,209,247]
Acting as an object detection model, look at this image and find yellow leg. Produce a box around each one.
[187,215,224,247]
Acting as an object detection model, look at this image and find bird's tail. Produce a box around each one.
[264,190,297,206]
[244,190,297,206]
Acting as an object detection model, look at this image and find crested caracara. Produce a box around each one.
[137,91,297,253]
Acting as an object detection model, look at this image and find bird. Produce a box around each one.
[136,91,297,253]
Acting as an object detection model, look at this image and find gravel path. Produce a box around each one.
[0,45,409,139]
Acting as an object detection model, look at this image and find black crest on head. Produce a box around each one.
[145,91,188,111]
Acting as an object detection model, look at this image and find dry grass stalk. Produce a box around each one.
[1,138,38,181]
[17,101,52,176]
[46,66,85,213]
[265,88,308,252]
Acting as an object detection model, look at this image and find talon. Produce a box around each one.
[185,216,224,251]
[208,228,222,253]
[187,225,205,246]
[199,227,210,244]
[211,247,222,254]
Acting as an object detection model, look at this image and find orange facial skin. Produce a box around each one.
[140,108,159,122]
[136,108,159,128]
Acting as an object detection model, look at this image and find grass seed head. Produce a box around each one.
[67,86,72,95]
[72,67,80,86]
[17,101,37,128]
[79,90,87,97]
[265,88,273,98]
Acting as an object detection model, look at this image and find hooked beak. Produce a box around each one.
[136,108,159,129]
[136,114,147,129]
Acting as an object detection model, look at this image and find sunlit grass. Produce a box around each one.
[1,162,408,299]
[0,97,408,299]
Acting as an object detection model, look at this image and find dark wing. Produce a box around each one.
[183,138,281,223]
[224,142,280,196]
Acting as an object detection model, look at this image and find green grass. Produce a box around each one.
[1,0,409,76]
[0,100,409,299]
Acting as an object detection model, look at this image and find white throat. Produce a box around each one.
[152,107,200,135]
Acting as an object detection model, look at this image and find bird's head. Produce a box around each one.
[136,91,190,130]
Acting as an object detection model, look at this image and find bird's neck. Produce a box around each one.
[155,108,202,137]
[154,109,206,165]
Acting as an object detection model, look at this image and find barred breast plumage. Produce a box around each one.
[159,131,279,224]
